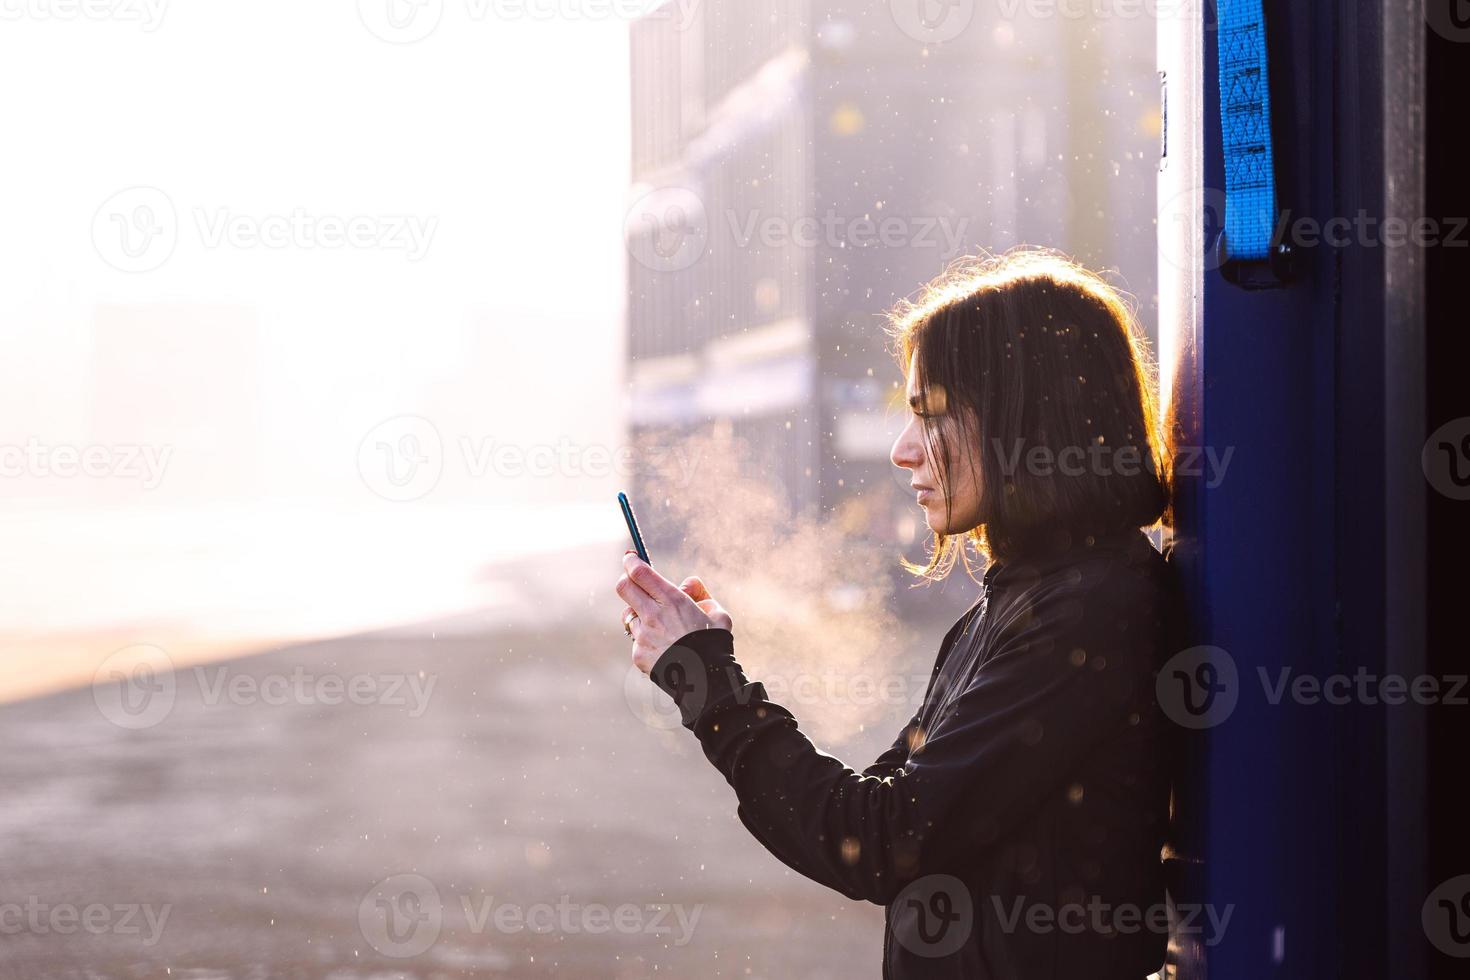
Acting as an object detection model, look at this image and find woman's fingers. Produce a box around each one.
[695,598,733,632]
[682,576,731,631]
[614,572,658,620]
[680,575,711,602]
[622,553,680,604]
[615,558,733,674]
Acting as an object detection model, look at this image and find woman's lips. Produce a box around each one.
[916,489,934,503]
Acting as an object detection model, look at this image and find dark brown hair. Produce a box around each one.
[884,246,1173,582]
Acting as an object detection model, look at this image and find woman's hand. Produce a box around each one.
[616,551,733,674]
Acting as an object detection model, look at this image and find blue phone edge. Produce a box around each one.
[617,491,650,564]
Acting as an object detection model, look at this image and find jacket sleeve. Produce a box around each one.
[859,604,978,779]
[646,567,1161,906]
[859,710,923,779]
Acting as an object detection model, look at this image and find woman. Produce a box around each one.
[613,248,1183,980]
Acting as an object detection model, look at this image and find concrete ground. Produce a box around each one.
[0,602,958,979]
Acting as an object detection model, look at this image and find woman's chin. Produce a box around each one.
[922,509,952,535]
[922,505,980,537]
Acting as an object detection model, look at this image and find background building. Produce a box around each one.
[626,1,1161,612]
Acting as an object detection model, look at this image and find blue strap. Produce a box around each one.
[1217,0,1278,260]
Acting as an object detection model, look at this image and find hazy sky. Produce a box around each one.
[0,4,632,507]
[0,5,638,696]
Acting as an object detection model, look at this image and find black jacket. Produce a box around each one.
[648,526,1180,979]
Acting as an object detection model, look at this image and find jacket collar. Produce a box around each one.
[982,524,1149,590]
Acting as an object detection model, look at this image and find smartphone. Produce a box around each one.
[617,491,652,565]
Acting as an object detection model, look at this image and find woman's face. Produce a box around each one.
[890,351,984,535]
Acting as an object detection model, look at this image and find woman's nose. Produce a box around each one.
[891,425,920,470]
